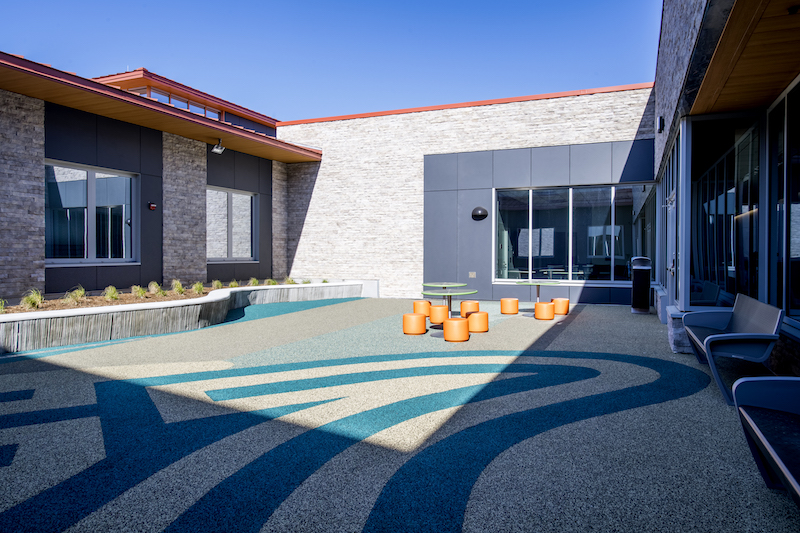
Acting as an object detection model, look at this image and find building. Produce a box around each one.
[1,0,799,358]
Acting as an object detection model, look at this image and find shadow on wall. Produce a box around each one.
[286,162,321,275]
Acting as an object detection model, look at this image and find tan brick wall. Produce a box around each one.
[278,88,654,298]
[162,133,207,285]
[0,89,45,300]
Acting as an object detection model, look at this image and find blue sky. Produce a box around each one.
[1,1,663,121]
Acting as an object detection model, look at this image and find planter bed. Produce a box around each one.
[0,282,364,354]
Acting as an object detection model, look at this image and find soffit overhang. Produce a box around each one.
[0,52,321,163]
[691,0,800,115]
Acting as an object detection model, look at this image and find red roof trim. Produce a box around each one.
[94,68,278,126]
[278,82,655,126]
[0,52,320,160]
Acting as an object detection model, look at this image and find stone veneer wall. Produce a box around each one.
[654,0,707,172]
[271,161,289,279]
[278,88,655,298]
[162,132,207,284]
[0,89,45,300]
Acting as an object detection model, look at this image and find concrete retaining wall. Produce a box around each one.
[0,282,364,354]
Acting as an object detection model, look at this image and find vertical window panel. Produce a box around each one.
[495,190,529,279]
[572,188,612,280]
[206,189,229,259]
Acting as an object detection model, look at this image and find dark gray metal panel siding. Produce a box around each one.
[140,128,163,176]
[44,103,97,165]
[570,143,612,185]
[257,193,272,279]
[458,151,492,190]
[207,263,235,283]
[531,145,570,187]
[259,159,273,195]
[539,284,570,302]
[97,116,140,172]
[457,189,493,300]
[570,286,610,303]
[493,148,531,188]
[424,190,458,281]
[492,283,532,302]
[97,265,141,290]
[424,154,458,191]
[140,173,163,285]
[45,267,97,294]
[613,139,655,183]
[206,145,235,187]
[234,152,260,192]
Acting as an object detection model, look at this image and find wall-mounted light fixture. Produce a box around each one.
[472,207,488,221]
[656,116,665,134]
[148,202,157,211]
[211,139,225,155]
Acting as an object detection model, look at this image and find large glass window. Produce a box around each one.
[690,121,759,305]
[206,188,255,261]
[496,190,529,279]
[45,163,134,262]
[495,185,654,282]
[787,84,800,318]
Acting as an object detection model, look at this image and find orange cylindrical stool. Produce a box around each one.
[468,311,489,333]
[430,305,449,325]
[460,300,480,318]
[443,317,470,342]
[500,298,519,314]
[534,302,555,320]
[414,300,432,317]
[551,298,570,315]
[403,313,427,334]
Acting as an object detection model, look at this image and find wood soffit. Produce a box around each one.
[691,0,800,115]
[0,53,321,163]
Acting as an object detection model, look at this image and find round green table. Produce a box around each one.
[421,287,477,318]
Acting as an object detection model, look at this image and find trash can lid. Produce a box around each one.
[631,256,651,269]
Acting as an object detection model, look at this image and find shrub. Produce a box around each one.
[322,279,329,283]
[211,280,223,290]
[131,285,147,298]
[21,288,45,310]
[248,277,260,286]
[103,285,120,301]
[265,278,278,285]
[0,299,6,314]
[171,279,185,295]
[63,285,86,306]
[302,279,311,284]
[283,277,296,285]
[147,281,161,294]
[229,280,240,288]
[192,282,205,295]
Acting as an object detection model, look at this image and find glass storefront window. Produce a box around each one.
[572,187,612,280]
[496,190,529,279]
[531,189,569,279]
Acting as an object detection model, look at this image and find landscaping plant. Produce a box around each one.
[283,277,296,285]
[103,286,120,301]
[248,277,260,286]
[192,282,205,295]
[64,285,86,306]
[21,288,45,310]
[265,278,278,285]
[171,279,185,295]
[0,299,6,314]
[131,285,147,298]
[229,280,240,288]
[211,280,223,290]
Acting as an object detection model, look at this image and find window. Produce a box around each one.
[45,163,135,262]
[206,188,255,261]
[495,185,654,282]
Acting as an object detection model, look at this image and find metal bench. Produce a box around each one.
[683,294,784,405]
[733,377,800,509]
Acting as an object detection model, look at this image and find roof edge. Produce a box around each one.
[278,82,655,126]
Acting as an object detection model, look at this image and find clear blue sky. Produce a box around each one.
[1,1,663,121]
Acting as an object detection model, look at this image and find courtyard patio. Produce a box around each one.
[1,298,798,532]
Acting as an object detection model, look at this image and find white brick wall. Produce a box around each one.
[278,88,654,298]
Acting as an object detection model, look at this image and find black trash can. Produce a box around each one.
[631,256,651,314]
